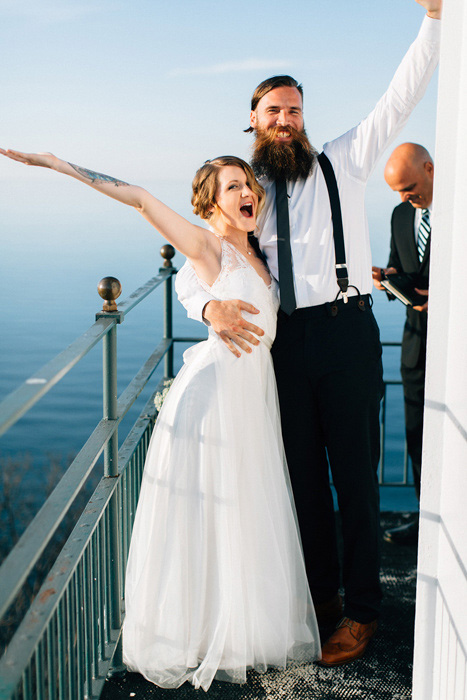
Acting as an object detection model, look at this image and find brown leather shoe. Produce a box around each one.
[314,593,343,628]
[318,617,378,666]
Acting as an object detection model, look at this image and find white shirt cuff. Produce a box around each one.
[419,14,442,43]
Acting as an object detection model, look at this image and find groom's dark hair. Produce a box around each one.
[244,75,303,133]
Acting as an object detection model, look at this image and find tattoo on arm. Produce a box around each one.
[68,163,129,187]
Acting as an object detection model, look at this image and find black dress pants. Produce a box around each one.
[400,347,426,501]
[271,295,384,623]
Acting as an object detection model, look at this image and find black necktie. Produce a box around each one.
[275,178,296,315]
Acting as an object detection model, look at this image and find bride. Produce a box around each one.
[0,148,320,690]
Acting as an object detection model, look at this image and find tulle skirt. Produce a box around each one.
[122,336,320,691]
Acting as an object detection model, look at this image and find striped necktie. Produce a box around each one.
[417,209,430,263]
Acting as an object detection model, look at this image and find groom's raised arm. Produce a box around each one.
[324,0,442,182]
[175,261,264,357]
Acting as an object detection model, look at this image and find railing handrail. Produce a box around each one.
[113,272,174,317]
[0,269,173,439]
[0,317,114,438]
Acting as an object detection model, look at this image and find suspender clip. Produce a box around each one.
[335,263,349,300]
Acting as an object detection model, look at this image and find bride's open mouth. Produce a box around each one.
[240,203,254,218]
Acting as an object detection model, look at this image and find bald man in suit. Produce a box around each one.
[373,143,433,544]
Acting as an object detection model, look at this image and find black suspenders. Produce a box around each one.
[275,152,366,315]
[317,151,351,302]
[318,152,367,313]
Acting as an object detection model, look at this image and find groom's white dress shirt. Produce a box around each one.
[176,16,441,320]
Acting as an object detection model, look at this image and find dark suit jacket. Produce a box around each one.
[387,201,430,369]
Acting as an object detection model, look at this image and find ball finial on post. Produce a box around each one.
[98,277,122,312]
[160,244,175,268]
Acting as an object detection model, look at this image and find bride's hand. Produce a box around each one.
[0,149,57,169]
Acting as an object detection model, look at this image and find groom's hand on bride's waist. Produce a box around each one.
[203,300,264,358]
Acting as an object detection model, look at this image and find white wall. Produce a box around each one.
[413,0,467,698]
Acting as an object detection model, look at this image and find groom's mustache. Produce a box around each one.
[251,124,317,181]
[255,124,309,148]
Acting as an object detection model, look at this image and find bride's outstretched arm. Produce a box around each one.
[0,149,210,262]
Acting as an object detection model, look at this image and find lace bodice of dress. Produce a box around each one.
[197,238,279,348]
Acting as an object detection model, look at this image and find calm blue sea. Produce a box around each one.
[0,226,417,512]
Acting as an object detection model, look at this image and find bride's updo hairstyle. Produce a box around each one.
[191,155,265,221]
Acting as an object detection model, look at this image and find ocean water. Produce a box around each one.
[0,227,416,511]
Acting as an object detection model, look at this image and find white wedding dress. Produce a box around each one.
[122,239,320,691]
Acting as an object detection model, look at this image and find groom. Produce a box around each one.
[176,0,441,666]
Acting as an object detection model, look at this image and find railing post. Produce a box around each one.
[98,277,126,678]
[103,324,118,476]
[160,245,175,379]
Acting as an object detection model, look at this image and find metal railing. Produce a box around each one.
[0,245,205,699]
[0,253,408,699]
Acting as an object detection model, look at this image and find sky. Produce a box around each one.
[0,0,439,288]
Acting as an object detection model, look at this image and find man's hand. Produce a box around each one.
[203,299,265,357]
[413,288,428,312]
[415,0,442,20]
[372,266,397,291]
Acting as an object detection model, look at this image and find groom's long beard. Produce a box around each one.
[251,125,318,182]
